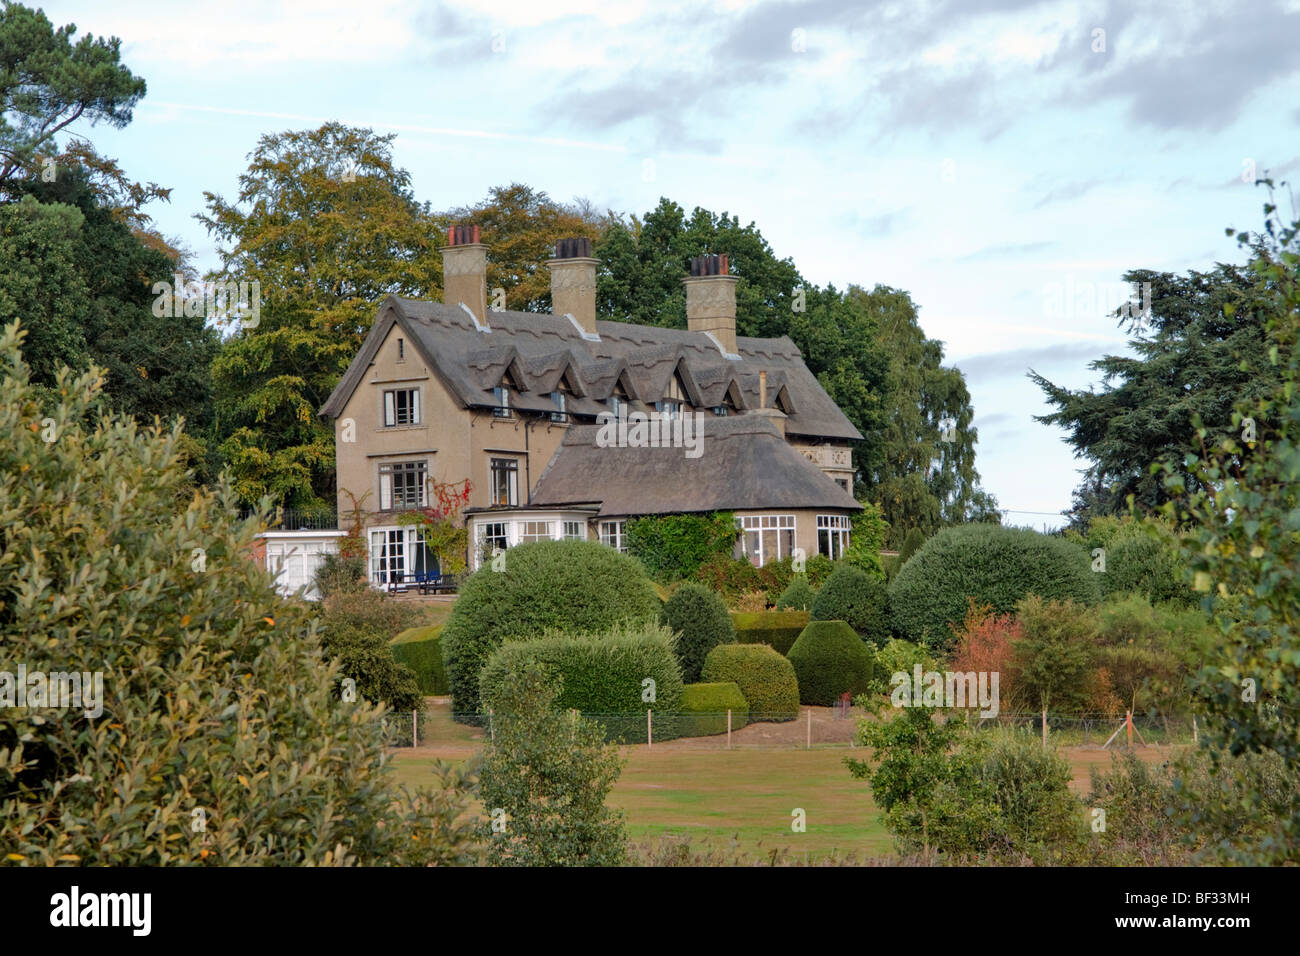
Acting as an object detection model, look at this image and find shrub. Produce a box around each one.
[440,539,661,719]
[948,598,1024,714]
[810,565,890,645]
[479,661,627,866]
[391,625,449,695]
[889,524,1100,650]
[775,575,815,610]
[317,590,423,711]
[478,622,683,742]
[1104,533,1194,605]
[0,326,478,865]
[899,527,927,563]
[660,582,735,683]
[311,551,368,598]
[701,643,799,722]
[865,638,938,697]
[842,501,889,578]
[731,610,810,655]
[320,587,420,637]
[1012,596,1114,721]
[679,682,749,737]
[626,512,738,582]
[693,553,764,603]
[786,620,877,705]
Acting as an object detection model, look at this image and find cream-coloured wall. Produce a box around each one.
[732,507,854,563]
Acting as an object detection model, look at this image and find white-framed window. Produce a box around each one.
[369,527,437,585]
[712,404,729,416]
[378,460,427,510]
[550,390,567,422]
[383,387,420,426]
[493,385,511,418]
[490,457,519,506]
[656,399,680,420]
[817,514,852,559]
[737,514,796,567]
[562,520,585,540]
[478,521,509,562]
[520,520,554,544]
[599,520,627,552]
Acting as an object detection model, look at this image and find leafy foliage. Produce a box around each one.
[679,682,749,737]
[810,565,890,646]
[786,620,876,706]
[316,590,422,712]
[701,643,799,722]
[730,610,810,655]
[841,500,888,577]
[1011,596,1108,718]
[311,551,368,599]
[659,582,735,683]
[626,511,739,582]
[775,575,815,610]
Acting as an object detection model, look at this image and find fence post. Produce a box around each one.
[806,708,812,750]
[1192,713,1198,745]
[1041,707,1047,749]
[571,708,577,743]
[727,709,732,750]
[412,709,417,747]
[647,709,652,748]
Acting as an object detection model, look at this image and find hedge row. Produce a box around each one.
[701,643,799,722]
[787,620,876,705]
[390,625,449,695]
[731,610,809,655]
[679,682,749,737]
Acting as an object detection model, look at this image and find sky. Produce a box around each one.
[40,0,1300,527]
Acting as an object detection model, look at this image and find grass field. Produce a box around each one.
[387,699,1176,862]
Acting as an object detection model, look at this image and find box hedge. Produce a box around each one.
[391,625,449,695]
[810,565,890,646]
[731,609,810,655]
[701,643,800,722]
[478,622,684,742]
[440,539,661,720]
[786,620,877,705]
[679,682,750,737]
[660,582,736,682]
[889,524,1101,651]
[775,575,815,611]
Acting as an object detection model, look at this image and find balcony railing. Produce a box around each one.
[237,507,340,531]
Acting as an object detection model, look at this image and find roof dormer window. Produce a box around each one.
[550,390,567,423]
[493,385,511,418]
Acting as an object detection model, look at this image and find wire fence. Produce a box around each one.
[381,707,1199,750]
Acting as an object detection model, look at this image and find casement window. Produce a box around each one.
[599,520,627,552]
[656,399,681,420]
[493,385,511,418]
[520,520,554,544]
[368,527,436,584]
[712,404,729,416]
[378,460,427,510]
[737,514,796,567]
[478,521,509,559]
[490,457,519,507]
[383,388,420,427]
[817,514,852,560]
[658,373,686,419]
[562,520,585,540]
[550,390,567,422]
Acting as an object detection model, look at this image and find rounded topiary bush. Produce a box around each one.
[700,643,799,722]
[1104,534,1193,606]
[776,575,815,611]
[440,539,661,720]
[478,622,683,742]
[888,524,1101,650]
[680,682,750,737]
[390,625,449,695]
[810,565,889,645]
[660,581,736,683]
[786,620,877,705]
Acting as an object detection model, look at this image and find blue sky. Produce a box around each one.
[42,0,1300,526]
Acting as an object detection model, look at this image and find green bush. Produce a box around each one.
[311,551,368,598]
[391,625,449,695]
[786,620,877,705]
[679,682,750,737]
[441,539,661,719]
[0,325,477,865]
[775,575,815,610]
[731,609,810,655]
[889,524,1100,650]
[626,512,738,582]
[701,643,799,722]
[478,622,683,742]
[810,565,890,645]
[899,527,927,563]
[1104,534,1194,605]
[660,582,735,683]
[754,554,835,604]
[865,638,938,697]
[842,501,889,578]
[318,591,423,711]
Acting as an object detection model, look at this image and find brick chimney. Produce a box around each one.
[441,224,487,323]
[684,253,738,355]
[547,237,599,337]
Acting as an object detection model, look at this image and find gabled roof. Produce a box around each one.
[528,415,862,517]
[319,296,863,441]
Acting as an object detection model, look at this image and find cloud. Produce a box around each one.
[954,342,1108,383]
[1032,179,1102,208]
[956,240,1058,262]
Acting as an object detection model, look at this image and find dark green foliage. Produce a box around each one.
[312,551,369,598]
[659,582,735,683]
[317,590,423,712]
[391,625,449,695]
[478,661,627,866]
[626,511,738,582]
[478,623,683,743]
[440,539,661,720]
[842,501,889,578]
[679,682,749,737]
[899,527,927,563]
[701,643,799,722]
[786,620,876,705]
[810,565,890,646]
[1104,534,1193,605]
[889,524,1100,649]
[1011,596,1102,717]
[775,575,814,610]
[730,610,810,655]
[0,324,478,864]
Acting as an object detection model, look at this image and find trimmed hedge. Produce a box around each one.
[810,566,890,645]
[679,682,749,737]
[731,609,810,655]
[660,582,736,683]
[775,575,815,611]
[701,643,799,722]
[391,625,448,695]
[786,620,876,705]
[889,524,1101,650]
[478,622,684,743]
[440,539,661,720]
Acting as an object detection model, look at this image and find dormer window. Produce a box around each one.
[493,385,511,418]
[659,371,686,419]
[657,400,681,420]
[550,390,567,422]
[712,404,729,416]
